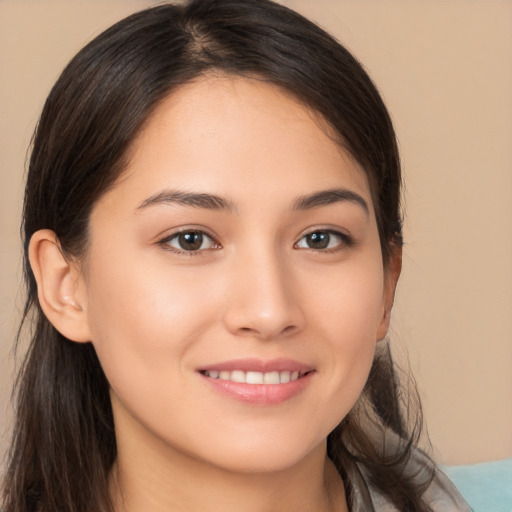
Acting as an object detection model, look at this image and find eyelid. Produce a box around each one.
[294,227,354,251]
[157,227,222,255]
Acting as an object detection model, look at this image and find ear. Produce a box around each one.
[28,229,91,342]
[376,242,402,341]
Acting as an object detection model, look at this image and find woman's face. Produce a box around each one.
[80,76,396,473]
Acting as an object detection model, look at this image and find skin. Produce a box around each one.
[30,75,400,512]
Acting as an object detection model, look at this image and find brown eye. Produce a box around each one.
[164,231,217,252]
[304,232,330,249]
[295,230,350,251]
[178,232,203,251]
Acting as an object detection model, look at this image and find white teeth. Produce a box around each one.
[230,370,246,383]
[280,371,291,383]
[246,371,264,384]
[204,369,305,384]
[263,371,280,384]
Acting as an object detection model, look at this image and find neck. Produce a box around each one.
[110,414,347,512]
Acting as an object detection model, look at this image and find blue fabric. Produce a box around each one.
[442,458,512,512]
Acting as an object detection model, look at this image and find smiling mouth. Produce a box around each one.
[198,360,315,404]
[199,370,311,385]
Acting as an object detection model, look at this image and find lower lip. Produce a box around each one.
[199,372,314,405]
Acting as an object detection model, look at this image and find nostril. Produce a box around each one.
[235,323,299,340]
[282,325,297,335]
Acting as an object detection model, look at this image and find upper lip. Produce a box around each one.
[197,358,314,374]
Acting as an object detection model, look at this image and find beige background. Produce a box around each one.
[1,0,511,469]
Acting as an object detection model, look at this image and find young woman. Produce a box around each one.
[2,1,472,510]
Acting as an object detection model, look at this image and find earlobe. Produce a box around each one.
[28,229,91,343]
[376,243,402,342]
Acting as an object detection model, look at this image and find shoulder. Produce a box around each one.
[408,450,473,511]
[368,449,473,511]
[350,447,473,511]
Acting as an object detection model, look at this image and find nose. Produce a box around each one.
[221,246,305,340]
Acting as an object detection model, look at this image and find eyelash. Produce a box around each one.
[157,228,353,256]
[294,229,354,252]
[158,229,220,256]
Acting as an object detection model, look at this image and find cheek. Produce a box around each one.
[83,248,220,391]
[83,257,225,451]
[307,258,384,419]
[311,253,385,344]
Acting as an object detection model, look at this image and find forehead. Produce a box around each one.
[104,75,373,212]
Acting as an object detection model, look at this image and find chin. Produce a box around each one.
[207,444,323,475]
[188,425,329,475]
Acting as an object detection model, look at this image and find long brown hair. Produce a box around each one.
[3,1,434,510]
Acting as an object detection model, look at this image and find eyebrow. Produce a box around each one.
[292,188,369,215]
[136,187,369,215]
[136,189,237,212]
